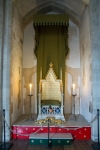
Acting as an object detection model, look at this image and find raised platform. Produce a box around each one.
[12,114,91,141]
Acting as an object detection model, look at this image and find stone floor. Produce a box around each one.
[13,114,90,127]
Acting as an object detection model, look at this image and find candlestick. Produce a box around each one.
[28,94,33,120]
[72,94,77,121]
[29,84,32,95]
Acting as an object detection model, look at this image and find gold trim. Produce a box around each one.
[35,117,66,125]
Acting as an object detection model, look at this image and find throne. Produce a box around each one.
[37,63,65,120]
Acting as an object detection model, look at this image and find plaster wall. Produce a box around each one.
[65,20,80,114]
[23,22,37,114]
[23,23,36,68]
[11,5,23,124]
[79,7,92,122]
[23,20,80,114]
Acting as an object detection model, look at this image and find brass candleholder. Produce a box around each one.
[72,94,77,121]
[28,94,33,120]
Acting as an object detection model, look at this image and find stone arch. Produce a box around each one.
[22,1,80,28]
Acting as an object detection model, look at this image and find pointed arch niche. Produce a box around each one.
[33,15,69,93]
[33,15,69,114]
[22,18,80,115]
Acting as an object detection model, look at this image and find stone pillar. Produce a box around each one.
[0,0,3,142]
[2,0,12,141]
[90,0,100,141]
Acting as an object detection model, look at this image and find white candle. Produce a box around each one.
[72,84,75,95]
[29,84,32,95]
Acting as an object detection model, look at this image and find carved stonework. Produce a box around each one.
[45,62,57,80]
[41,63,61,101]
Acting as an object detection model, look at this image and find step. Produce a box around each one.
[29,133,73,145]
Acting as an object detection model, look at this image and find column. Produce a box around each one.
[0,0,3,143]
[2,0,12,141]
[90,0,100,141]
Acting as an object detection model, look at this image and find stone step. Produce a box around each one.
[29,133,73,145]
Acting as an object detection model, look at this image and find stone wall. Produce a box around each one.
[65,20,80,114]
[79,7,92,121]
[0,0,3,142]
[11,4,23,124]
[23,22,36,114]
[90,0,100,141]
[2,0,12,142]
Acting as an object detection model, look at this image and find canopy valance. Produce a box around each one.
[33,14,69,26]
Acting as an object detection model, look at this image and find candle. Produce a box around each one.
[72,84,75,95]
[29,84,32,95]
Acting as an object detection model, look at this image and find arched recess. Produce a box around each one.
[22,1,80,28]
[22,1,81,114]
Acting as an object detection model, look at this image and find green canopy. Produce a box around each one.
[33,14,69,26]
